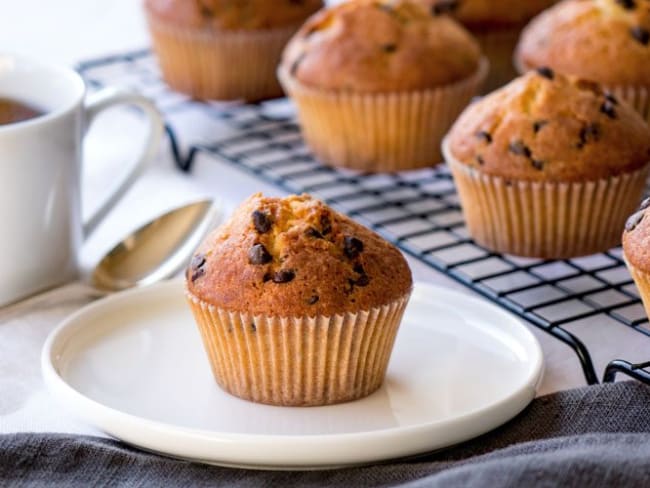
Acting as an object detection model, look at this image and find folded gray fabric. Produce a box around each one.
[3,381,650,487]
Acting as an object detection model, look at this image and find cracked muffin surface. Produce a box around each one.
[186,193,413,316]
[446,68,650,182]
[144,0,323,30]
[280,0,482,92]
[516,0,650,86]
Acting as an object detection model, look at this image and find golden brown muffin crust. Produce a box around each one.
[446,68,650,182]
[516,0,650,86]
[623,197,650,270]
[186,193,413,316]
[424,0,557,29]
[144,0,323,30]
[281,0,482,92]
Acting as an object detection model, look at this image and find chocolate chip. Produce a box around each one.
[616,0,636,9]
[307,295,319,305]
[343,236,364,259]
[631,26,650,46]
[190,253,206,270]
[536,66,554,80]
[600,101,617,119]
[354,274,370,287]
[476,155,485,166]
[476,131,492,143]
[190,267,205,282]
[432,0,459,15]
[320,214,332,235]
[533,120,548,133]
[252,210,272,234]
[531,159,545,171]
[351,263,370,287]
[605,93,619,105]
[382,44,397,53]
[509,140,532,158]
[272,269,295,283]
[199,4,214,17]
[189,253,207,282]
[577,123,601,148]
[626,211,645,232]
[248,244,272,265]
[305,227,323,239]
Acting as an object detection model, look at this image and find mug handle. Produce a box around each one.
[81,87,164,239]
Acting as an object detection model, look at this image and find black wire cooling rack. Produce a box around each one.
[78,49,650,386]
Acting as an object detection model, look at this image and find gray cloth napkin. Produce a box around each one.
[3,381,650,487]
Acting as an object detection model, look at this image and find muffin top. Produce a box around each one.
[186,193,413,316]
[516,0,650,86]
[280,0,482,92]
[144,0,323,30]
[425,0,557,29]
[622,197,650,270]
[445,68,650,182]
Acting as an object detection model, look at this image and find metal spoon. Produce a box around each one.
[88,199,219,292]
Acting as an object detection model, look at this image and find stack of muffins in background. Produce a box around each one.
[145,1,650,313]
[144,0,323,101]
[424,0,558,92]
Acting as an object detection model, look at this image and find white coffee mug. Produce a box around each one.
[0,54,164,306]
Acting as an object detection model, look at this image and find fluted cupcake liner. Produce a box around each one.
[146,15,297,102]
[514,58,650,125]
[472,27,521,94]
[186,291,411,407]
[278,59,488,173]
[624,261,650,320]
[443,139,650,258]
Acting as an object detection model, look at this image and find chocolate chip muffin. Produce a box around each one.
[278,0,487,172]
[144,0,323,101]
[443,68,650,258]
[186,193,413,406]
[516,0,650,122]
[426,0,557,92]
[623,198,650,319]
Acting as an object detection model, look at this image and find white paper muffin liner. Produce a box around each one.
[278,59,488,172]
[443,139,650,258]
[186,291,411,407]
[146,15,297,102]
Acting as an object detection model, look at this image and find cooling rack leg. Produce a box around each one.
[549,327,599,385]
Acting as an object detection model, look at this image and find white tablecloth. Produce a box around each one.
[1,0,649,436]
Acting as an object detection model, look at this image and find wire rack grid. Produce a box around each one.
[78,50,650,386]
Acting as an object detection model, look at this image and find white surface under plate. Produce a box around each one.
[42,280,544,470]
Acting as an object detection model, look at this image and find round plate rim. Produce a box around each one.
[42,280,544,468]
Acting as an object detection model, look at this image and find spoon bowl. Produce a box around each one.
[90,199,219,292]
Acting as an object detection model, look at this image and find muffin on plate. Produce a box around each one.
[623,198,650,320]
[144,0,323,102]
[516,0,650,122]
[185,193,413,406]
[278,0,487,172]
[426,0,557,92]
[443,68,650,258]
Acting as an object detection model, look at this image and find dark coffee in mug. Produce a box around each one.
[0,97,45,125]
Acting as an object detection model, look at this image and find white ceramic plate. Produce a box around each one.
[42,280,543,470]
